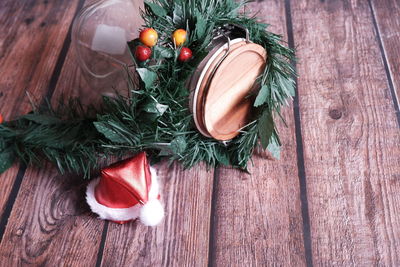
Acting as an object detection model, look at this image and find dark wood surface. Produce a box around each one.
[291,0,400,265]
[0,0,83,220]
[0,0,399,266]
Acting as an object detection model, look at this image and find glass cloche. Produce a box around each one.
[72,0,144,102]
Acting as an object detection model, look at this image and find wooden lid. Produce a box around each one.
[203,43,267,140]
[190,39,247,137]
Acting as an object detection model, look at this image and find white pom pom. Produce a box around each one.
[139,199,164,226]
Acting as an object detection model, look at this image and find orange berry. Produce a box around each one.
[172,29,187,46]
[139,28,158,47]
[0,114,3,124]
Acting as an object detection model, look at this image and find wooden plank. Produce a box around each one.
[0,1,107,265]
[290,0,400,265]
[0,167,103,265]
[0,35,105,267]
[100,162,214,266]
[0,0,82,120]
[209,1,306,266]
[0,0,82,219]
[370,0,400,114]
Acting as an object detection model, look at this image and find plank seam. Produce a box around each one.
[207,167,219,267]
[42,0,86,105]
[0,0,86,245]
[284,1,314,266]
[367,0,400,128]
[0,164,27,243]
[95,221,109,267]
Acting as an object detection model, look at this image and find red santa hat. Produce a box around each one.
[86,152,164,226]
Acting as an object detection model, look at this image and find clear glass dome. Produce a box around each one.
[72,0,144,102]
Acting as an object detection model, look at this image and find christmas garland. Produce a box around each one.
[0,0,296,178]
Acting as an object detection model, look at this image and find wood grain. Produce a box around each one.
[100,162,214,267]
[192,41,247,138]
[0,1,106,265]
[0,166,103,265]
[205,43,266,140]
[0,0,82,218]
[0,0,82,119]
[370,0,400,111]
[50,36,91,102]
[209,1,307,266]
[290,0,400,265]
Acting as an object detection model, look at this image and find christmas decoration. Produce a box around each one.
[0,114,3,124]
[86,152,164,226]
[178,47,192,62]
[172,29,187,47]
[135,45,152,62]
[189,34,267,140]
[139,28,158,47]
[0,0,296,177]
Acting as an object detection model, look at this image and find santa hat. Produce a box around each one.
[86,152,164,226]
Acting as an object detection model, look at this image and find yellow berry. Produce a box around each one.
[172,29,187,46]
[139,28,158,47]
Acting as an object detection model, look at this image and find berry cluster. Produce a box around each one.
[134,28,192,62]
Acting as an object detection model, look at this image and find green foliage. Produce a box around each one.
[0,99,103,176]
[0,0,296,178]
[136,68,157,89]
[0,148,15,173]
[267,134,281,160]
[258,110,274,149]
[254,85,269,107]
[145,1,167,17]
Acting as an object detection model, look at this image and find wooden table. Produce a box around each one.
[1,0,400,266]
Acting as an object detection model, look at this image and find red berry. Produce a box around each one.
[178,47,192,62]
[135,46,152,62]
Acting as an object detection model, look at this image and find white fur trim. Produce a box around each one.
[86,167,160,222]
[139,199,164,226]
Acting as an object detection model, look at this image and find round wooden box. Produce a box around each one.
[189,26,267,141]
